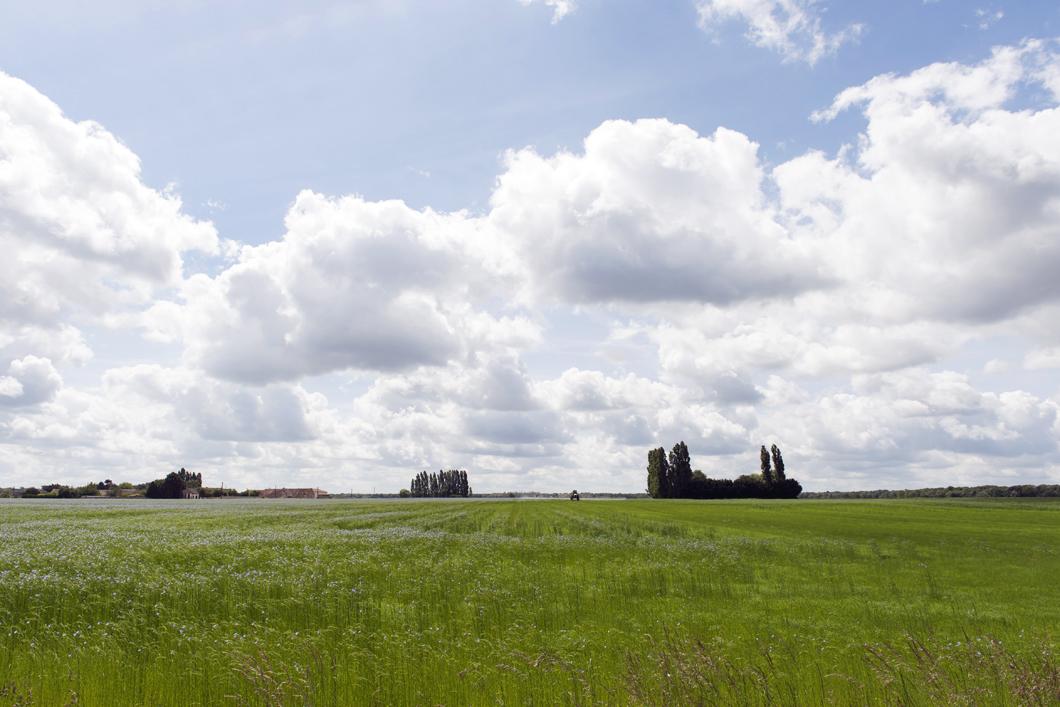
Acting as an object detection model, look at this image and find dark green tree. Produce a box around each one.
[647,447,667,498]
[760,445,774,485]
[660,449,673,497]
[770,444,786,482]
[145,471,185,499]
[409,469,470,497]
[175,468,202,488]
[668,441,693,498]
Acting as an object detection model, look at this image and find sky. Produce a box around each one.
[1,0,1060,493]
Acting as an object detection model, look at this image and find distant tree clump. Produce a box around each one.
[145,468,201,499]
[647,444,801,499]
[409,469,471,498]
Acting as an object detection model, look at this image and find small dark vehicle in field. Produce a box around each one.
[569,490,580,501]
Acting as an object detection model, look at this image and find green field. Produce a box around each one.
[0,498,1057,705]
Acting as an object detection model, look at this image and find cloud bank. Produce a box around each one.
[2,40,1060,492]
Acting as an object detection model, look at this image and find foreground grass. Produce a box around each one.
[0,498,1057,705]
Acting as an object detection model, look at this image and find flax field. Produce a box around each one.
[0,498,1057,705]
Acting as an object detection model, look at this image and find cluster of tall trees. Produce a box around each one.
[647,442,802,499]
[408,469,471,498]
[760,444,785,483]
[145,468,201,499]
[647,442,693,498]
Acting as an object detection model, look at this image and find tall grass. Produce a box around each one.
[0,498,1057,704]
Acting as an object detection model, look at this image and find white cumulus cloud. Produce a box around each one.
[491,119,827,306]
[0,71,218,325]
[171,191,530,383]
[519,0,576,24]
[697,0,863,65]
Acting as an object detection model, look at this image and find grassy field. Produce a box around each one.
[0,498,1057,705]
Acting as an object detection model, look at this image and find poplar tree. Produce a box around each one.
[659,449,672,498]
[409,469,472,497]
[760,445,774,485]
[647,447,667,498]
[669,441,693,498]
[770,445,786,482]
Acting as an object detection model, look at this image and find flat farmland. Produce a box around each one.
[0,498,1057,705]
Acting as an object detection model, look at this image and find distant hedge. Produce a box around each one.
[801,484,1060,499]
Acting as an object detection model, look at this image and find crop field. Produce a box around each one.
[0,498,1057,705]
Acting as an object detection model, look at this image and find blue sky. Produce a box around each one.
[5,1,1054,240]
[1,1,1059,492]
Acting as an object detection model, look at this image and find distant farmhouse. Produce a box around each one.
[259,488,329,499]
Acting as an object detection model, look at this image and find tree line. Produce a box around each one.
[802,484,1060,499]
[15,482,107,499]
[647,442,802,499]
[5,468,251,499]
[407,469,471,498]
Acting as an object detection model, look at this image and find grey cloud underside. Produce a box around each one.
[184,387,315,443]
[0,357,62,408]
[105,366,317,444]
[704,371,763,405]
[599,413,654,447]
[462,410,569,446]
[552,231,825,304]
[454,441,569,459]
